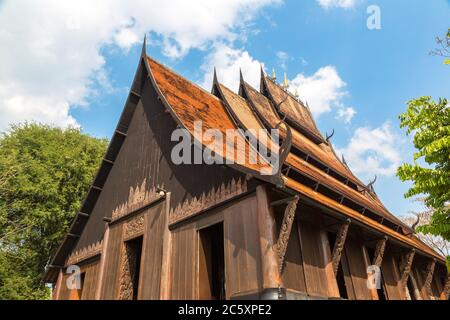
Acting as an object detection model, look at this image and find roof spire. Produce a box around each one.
[141,33,147,57]
[282,72,289,90]
[294,88,299,99]
[239,68,244,83]
[272,68,277,81]
[213,67,218,84]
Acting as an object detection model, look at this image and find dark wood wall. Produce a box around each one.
[169,194,262,300]
[58,258,100,300]
[99,201,166,299]
[341,235,372,300]
[74,76,244,252]
[381,250,404,300]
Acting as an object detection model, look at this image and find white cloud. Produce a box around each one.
[289,65,348,117]
[201,43,264,92]
[0,0,280,131]
[336,106,356,123]
[276,51,289,70]
[335,122,403,177]
[316,0,357,9]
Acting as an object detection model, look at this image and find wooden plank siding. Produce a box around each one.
[281,214,307,294]
[99,223,124,299]
[296,206,339,298]
[168,194,263,299]
[381,250,404,300]
[139,202,167,299]
[342,236,372,300]
[58,258,100,300]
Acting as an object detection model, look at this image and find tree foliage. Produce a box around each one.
[397,97,450,244]
[0,123,107,299]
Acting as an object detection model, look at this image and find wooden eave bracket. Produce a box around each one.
[372,236,388,267]
[400,249,415,287]
[424,259,436,296]
[331,218,351,275]
[275,195,299,274]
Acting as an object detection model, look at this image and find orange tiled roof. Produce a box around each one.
[224,81,409,231]
[243,81,365,188]
[262,75,324,142]
[148,57,274,176]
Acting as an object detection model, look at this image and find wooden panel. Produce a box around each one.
[282,215,307,293]
[169,194,262,300]
[139,202,166,299]
[100,223,124,299]
[80,259,101,300]
[58,258,100,300]
[297,216,336,298]
[223,195,262,298]
[343,237,372,300]
[170,226,197,300]
[340,249,356,300]
[381,251,404,300]
[412,264,430,300]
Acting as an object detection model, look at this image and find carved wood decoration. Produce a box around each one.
[124,215,145,241]
[169,177,247,225]
[441,274,450,300]
[118,242,139,300]
[331,219,351,275]
[424,259,436,296]
[372,236,388,267]
[276,195,299,274]
[66,240,103,266]
[400,249,415,287]
[112,178,163,221]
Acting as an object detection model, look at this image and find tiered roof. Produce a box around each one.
[148,55,443,261]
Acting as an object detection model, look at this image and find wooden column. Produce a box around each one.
[320,230,341,298]
[424,259,436,298]
[409,273,423,300]
[159,193,172,300]
[94,222,110,300]
[53,268,64,300]
[256,185,282,290]
[331,219,351,275]
[440,273,450,300]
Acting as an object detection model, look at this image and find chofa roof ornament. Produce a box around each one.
[367,175,377,193]
[326,129,335,143]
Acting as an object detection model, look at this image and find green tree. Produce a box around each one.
[397,97,450,247]
[0,123,108,299]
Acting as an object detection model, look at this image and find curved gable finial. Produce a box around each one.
[326,129,335,143]
[211,67,221,97]
[141,34,147,57]
[213,67,218,84]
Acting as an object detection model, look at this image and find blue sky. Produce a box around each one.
[0,0,449,218]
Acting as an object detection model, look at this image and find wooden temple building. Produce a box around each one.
[44,39,450,300]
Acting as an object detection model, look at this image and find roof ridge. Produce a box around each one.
[146,56,223,103]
